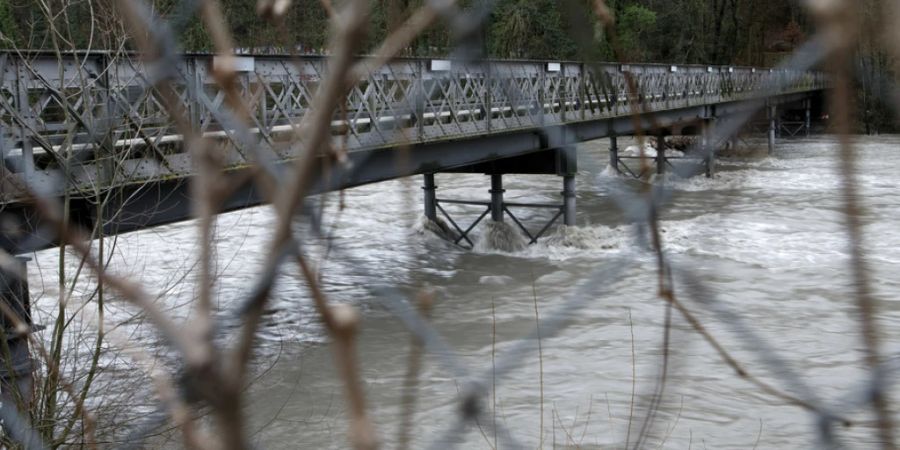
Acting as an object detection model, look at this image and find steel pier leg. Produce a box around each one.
[490,174,504,222]
[805,99,811,137]
[768,105,777,155]
[423,173,437,221]
[704,119,716,178]
[656,131,666,175]
[609,135,618,171]
[562,175,576,226]
[0,257,34,424]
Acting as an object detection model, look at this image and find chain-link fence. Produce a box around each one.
[0,0,895,448]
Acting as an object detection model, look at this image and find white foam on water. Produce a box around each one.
[413,215,460,243]
[473,221,527,253]
[655,212,850,268]
[534,270,573,284]
[657,155,843,193]
[522,224,636,261]
[22,135,900,449]
[597,163,622,179]
[493,206,851,269]
[620,142,684,158]
[478,275,514,285]
[622,142,657,157]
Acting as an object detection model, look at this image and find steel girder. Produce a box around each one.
[0,50,827,251]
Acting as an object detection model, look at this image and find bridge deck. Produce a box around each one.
[0,52,825,251]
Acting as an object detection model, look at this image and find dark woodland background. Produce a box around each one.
[0,0,892,132]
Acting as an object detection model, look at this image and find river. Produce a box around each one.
[26,135,900,448]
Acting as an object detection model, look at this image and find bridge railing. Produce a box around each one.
[0,52,826,200]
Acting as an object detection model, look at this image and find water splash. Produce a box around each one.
[622,143,685,158]
[543,225,612,250]
[475,221,527,253]
[717,142,769,158]
[598,163,622,179]
[414,216,460,242]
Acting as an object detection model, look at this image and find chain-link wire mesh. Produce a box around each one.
[0,0,894,448]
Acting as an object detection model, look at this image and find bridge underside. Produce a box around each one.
[0,91,821,253]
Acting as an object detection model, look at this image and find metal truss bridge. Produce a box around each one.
[0,51,826,252]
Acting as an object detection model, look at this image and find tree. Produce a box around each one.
[488,0,576,59]
[0,0,18,47]
[615,4,656,61]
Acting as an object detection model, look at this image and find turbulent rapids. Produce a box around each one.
[23,135,900,447]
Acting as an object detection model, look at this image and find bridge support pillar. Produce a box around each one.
[0,257,34,424]
[423,173,437,222]
[562,175,576,226]
[609,135,619,173]
[768,105,777,155]
[490,174,504,222]
[704,119,716,178]
[656,131,666,175]
[804,99,812,138]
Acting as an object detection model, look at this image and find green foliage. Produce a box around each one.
[614,4,656,61]
[0,0,19,47]
[489,0,576,59]
[0,0,808,63]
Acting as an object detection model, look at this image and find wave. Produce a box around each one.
[473,221,527,253]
